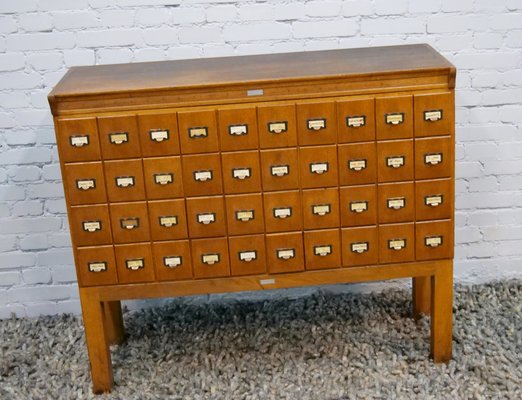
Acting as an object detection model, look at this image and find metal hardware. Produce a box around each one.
[277,248,295,260]
[149,129,169,142]
[239,250,257,262]
[109,132,128,144]
[425,236,443,247]
[70,135,89,147]
[307,118,326,131]
[115,176,135,188]
[424,110,443,122]
[232,168,251,180]
[260,278,275,285]
[247,89,264,96]
[346,115,366,128]
[228,124,248,136]
[197,213,215,225]
[425,153,443,165]
[385,113,404,125]
[126,258,144,270]
[386,156,405,168]
[159,216,178,227]
[388,238,406,250]
[202,253,220,265]
[268,121,288,134]
[273,207,292,219]
[164,256,182,268]
[312,204,331,216]
[154,173,173,185]
[310,162,328,174]
[88,262,107,273]
[76,179,95,191]
[350,201,368,213]
[82,221,101,232]
[235,210,254,222]
[351,242,369,254]
[188,127,208,138]
[387,197,406,210]
[348,159,367,171]
[271,165,289,177]
[120,217,139,230]
[425,194,443,207]
[314,245,332,257]
[194,170,212,182]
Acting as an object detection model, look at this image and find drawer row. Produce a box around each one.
[70,180,453,246]
[76,221,453,287]
[64,137,453,205]
[56,92,454,163]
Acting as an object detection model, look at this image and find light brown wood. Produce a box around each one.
[412,276,431,318]
[431,260,453,362]
[103,301,125,346]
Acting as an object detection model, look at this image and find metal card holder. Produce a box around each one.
[424,109,443,122]
[425,153,443,165]
[425,194,443,207]
[348,159,367,171]
[228,124,248,136]
[188,126,208,139]
[108,132,129,145]
[386,156,405,168]
[149,129,170,142]
[69,135,90,147]
[201,253,220,265]
[312,204,331,216]
[273,207,292,219]
[197,212,216,225]
[307,118,326,131]
[239,250,257,262]
[310,162,329,174]
[82,221,101,232]
[120,217,140,230]
[232,168,251,180]
[268,121,288,134]
[235,210,254,222]
[88,261,107,273]
[154,173,173,185]
[351,242,369,254]
[350,201,368,213]
[385,112,404,125]
[193,170,212,182]
[126,258,144,270]
[271,165,289,177]
[277,248,295,260]
[314,245,332,257]
[76,178,96,191]
[346,115,366,128]
[387,197,406,210]
[159,216,178,227]
[115,176,135,188]
[425,235,443,247]
[163,256,182,268]
[388,238,406,250]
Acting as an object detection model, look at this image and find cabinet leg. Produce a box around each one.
[430,260,453,363]
[412,276,431,318]
[79,290,114,394]
[103,301,125,346]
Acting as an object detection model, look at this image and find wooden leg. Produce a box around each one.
[103,301,125,345]
[79,289,114,394]
[430,260,453,363]
[412,276,431,318]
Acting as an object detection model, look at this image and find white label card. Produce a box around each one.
[307,119,326,130]
[159,216,178,227]
[347,116,366,128]
[389,239,406,250]
[232,168,251,180]
[425,236,443,247]
[277,249,295,260]
[83,221,101,232]
[349,159,367,171]
[385,113,404,125]
[88,262,107,273]
[236,210,254,221]
[314,245,332,257]
[424,110,443,122]
[197,213,215,224]
[268,122,287,134]
[194,171,212,182]
[350,201,368,213]
[229,125,248,136]
[109,132,128,144]
[351,242,368,253]
[115,176,135,187]
[387,198,405,210]
[126,259,144,270]
[70,135,89,147]
[189,127,208,138]
[425,153,443,165]
[310,162,328,174]
[164,256,182,268]
[239,251,257,262]
[150,129,169,142]
[202,254,220,265]
[387,156,405,168]
[274,207,292,219]
[312,204,331,216]
[154,173,173,185]
[271,165,289,177]
[76,179,95,190]
[425,195,443,207]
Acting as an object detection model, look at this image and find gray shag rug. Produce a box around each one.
[1,281,521,400]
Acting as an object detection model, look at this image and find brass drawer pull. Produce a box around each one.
[425,194,443,207]
[268,121,288,134]
[277,248,295,260]
[126,258,144,270]
[149,129,169,142]
[115,176,135,188]
[163,256,182,268]
[159,216,178,227]
[154,173,173,185]
[310,162,328,174]
[120,217,140,230]
[346,115,366,128]
[348,159,367,171]
[424,110,443,122]
[76,179,96,190]
[387,197,406,210]
[351,242,369,254]
[307,118,326,131]
[232,167,251,180]
[385,112,404,125]
[228,124,248,136]
[271,165,289,177]
[69,135,89,147]
[273,207,292,219]
[197,212,215,225]
[388,238,406,250]
[350,201,368,213]
[239,250,257,262]
[109,132,128,144]
[312,204,331,216]
[193,170,212,182]
[386,156,405,168]
[425,236,443,247]
[82,221,101,232]
[314,245,332,257]
[88,261,107,273]
[236,210,254,222]
[201,253,220,265]
[425,153,443,165]
[188,127,208,138]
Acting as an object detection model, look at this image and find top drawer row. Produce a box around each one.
[56,93,453,163]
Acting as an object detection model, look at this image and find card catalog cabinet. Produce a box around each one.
[49,44,456,394]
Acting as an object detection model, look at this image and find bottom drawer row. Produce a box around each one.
[75,220,453,287]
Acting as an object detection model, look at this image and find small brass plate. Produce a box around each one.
[351,242,369,254]
[387,197,405,210]
[76,179,95,190]
[109,132,128,144]
[425,153,443,165]
[350,201,368,213]
[388,239,406,250]
[386,156,405,168]
[239,250,257,262]
[159,216,178,227]
[425,236,443,247]
[273,207,292,219]
[232,168,251,180]
[424,110,443,122]
[70,135,89,147]
[83,221,101,232]
[346,115,366,128]
[194,170,212,182]
[164,256,182,268]
[197,213,215,225]
[314,245,332,257]
[268,121,288,134]
[425,195,443,207]
[271,165,289,177]
[149,129,169,142]
[348,159,367,171]
[277,248,295,260]
[126,259,144,270]
[88,262,107,273]
[310,162,328,174]
[229,124,248,136]
[202,253,220,265]
[307,118,326,131]
[236,210,254,222]
[385,113,404,125]
[154,173,173,185]
[188,127,208,138]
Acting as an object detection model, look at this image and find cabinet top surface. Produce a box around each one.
[49,44,454,100]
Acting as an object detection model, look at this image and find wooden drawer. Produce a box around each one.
[376,95,413,140]
[143,156,183,200]
[64,161,107,205]
[114,243,155,284]
[377,139,414,183]
[415,179,453,221]
[260,148,299,191]
[378,223,415,264]
[302,187,340,230]
[258,104,297,149]
[191,237,230,279]
[338,142,377,186]
[110,202,150,244]
[186,196,226,238]
[178,109,219,154]
[414,92,454,137]
[147,199,188,241]
[181,153,223,196]
[57,117,101,162]
[415,220,453,261]
[337,98,375,143]
[340,184,377,227]
[266,232,304,274]
[378,182,414,224]
[228,234,267,276]
[296,101,337,145]
[221,150,262,194]
[152,240,192,281]
[225,193,264,236]
[70,204,112,246]
[98,115,140,160]
[341,226,378,267]
[218,106,258,151]
[138,112,180,157]
[104,159,146,202]
[415,136,453,180]
[76,245,118,287]
[299,145,338,189]
[304,229,341,270]
[263,190,302,233]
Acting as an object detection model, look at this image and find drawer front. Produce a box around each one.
[148,199,188,241]
[378,223,415,264]
[299,145,338,189]
[415,136,453,180]
[70,204,112,246]
[57,118,101,162]
[218,107,258,151]
[378,182,414,224]
[377,139,414,183]
[98,115,140,159]
[302,187,340,230]
[104,159,146,202]
[415,220,453,261]
[221,150,262,194]
[225,193,264,236]
[115,243,155,284]
[266,232,304,274]
[296,101,337,145]
[186,196,226,238]
[178,109,219,154]
[341,226,378,267]
[182,153,223,196]
[143,156,184,200]
[415,179,453,221]
[258,104,297,148]
[138,113,180,157]
[260,148,299,191]
[376,95,413,140]
[110,202,150,244]
[338,142,377,186]
[228,234,267,276]
[76,245,118,287]
[414,92,454,137]
[152,240,192,281]
[263,190,302,233]
[64,162,107,205]
[191,237,230,279]
[337,98,375,143]
[340,184,377,227]
[304,229,341,270]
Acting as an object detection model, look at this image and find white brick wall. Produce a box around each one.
[0,0,521,318]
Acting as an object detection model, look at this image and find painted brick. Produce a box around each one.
[172,7,206,24]
[99,10,135,27]
[8,166,41,182]
[490,13,522,30]
[42,164,62,180]
[39,0,88,11]
[374,0,408,15]
[0,71,41,90]
[12,201,44,217]
[468,211,497,227]
[206,5,237,22]
[473,33,503,49]
[442,0,474,12]
[7,33,75,51]
[96,48,134,64]
[19,13,54,31]
[0,252,36,269]
[0,185,25,201]
[25,302,58,318]
[179,27,222,44]
[20,235,49,251]
[55,300,81,315]
[238,4,275,20]
[505,31,522,48]
[51,265,77,283]
[26,52,63,71]
[63,49,96,67]
[27,182,64,199]
[293,20,358,38]
[0,217,61,234]
[22,268,52,284]
[0,272,21,286]
[499,107,522,123]
[361,18,425,35]
[136,8,172,26]
[53,11,100,30]
[77,29,143,48]
[0,113,15,128]
[409,0,441,13]
[224,23,292,41]
[44,199,67,214]
[47,233,71,248]
[0,53,26,72]
[0,1,37,14]
[142,28,179,46]
[0,305,27,319]
[469,176,498,192]
[134,48,166,62]
[37,249,74,267]
[0,236,17,253]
